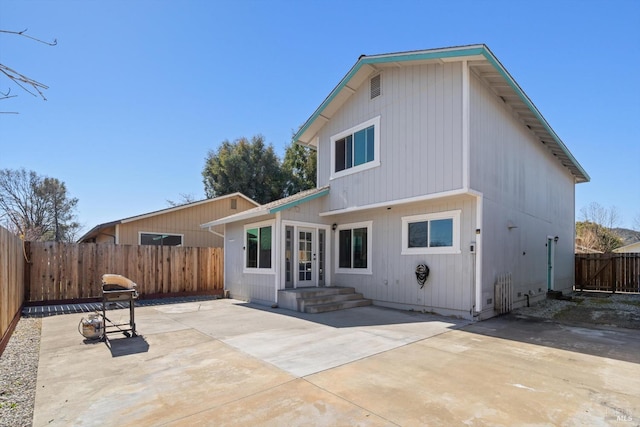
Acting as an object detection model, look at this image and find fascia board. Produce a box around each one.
[294,45,486,146]
[478,48,590,182]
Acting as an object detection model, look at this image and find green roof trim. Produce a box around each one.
[478,49,589,181]
[269,187,330,214]
[294,46,486,145]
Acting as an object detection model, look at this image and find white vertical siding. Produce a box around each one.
[317,62,465,210]
[224,218,277,305]
[225,198,332,304]
[330,195,477,317]
[469,73,576,311]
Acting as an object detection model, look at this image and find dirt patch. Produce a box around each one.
[514,292,640,329]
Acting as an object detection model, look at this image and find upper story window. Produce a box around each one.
[140,232,183,246]
[330,116,380,179]
[401,210,461,255]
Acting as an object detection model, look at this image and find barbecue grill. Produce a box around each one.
[101,274,138,338]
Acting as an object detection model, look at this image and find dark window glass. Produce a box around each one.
[259,226,272,268]
[353,228,368,268]
[430,219,453,247]
[366,126,375,162]
[339,230,352,268]
[335,138,346,172]
[408,222,428,248]
[354,128,366,166]
[345,135,353,169]
[140,233,182,246]
[246,228,258,268]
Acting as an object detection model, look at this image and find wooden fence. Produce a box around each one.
[575,253,640,293]
[0,226,25,355]
[25,242,224,302]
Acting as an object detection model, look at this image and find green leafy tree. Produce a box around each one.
[202,135,284,204]
[281,140,317,196]
[0,168,79,241]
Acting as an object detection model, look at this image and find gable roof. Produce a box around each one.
[78,192,258,242]
[200,186,330,229]
[294,44,589,184]
[613,241,640,253]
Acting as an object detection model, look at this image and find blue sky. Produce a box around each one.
[1,0,639,235]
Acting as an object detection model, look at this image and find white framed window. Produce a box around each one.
[401,210,461,255]
[335,221,372,275]
[244,220,275,273]
[139,232,183,246]
[330,116,380,179]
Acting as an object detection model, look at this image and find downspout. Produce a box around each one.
[205,225,226,298]
[474,194,483,316]
[207,227,225,239]
[463,61,482,318]
[274,212,282,304]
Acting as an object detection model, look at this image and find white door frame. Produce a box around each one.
[297,227,316,287]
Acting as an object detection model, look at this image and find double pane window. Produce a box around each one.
[335,125,375,172]
[246,225,272,269]
[402,211,460,254]
[336,222,372,274]
[331,117,380,178]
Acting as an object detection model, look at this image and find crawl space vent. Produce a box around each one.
[370,74,381,99]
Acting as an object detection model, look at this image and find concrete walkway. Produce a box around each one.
[33,299,640,426]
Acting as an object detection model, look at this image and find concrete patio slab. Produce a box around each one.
[32,299,640,426]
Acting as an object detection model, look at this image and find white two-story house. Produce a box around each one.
[202,45,589,320]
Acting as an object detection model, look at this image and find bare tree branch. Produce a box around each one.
[0,28,55,108]
[0,64,49,99]
[0,29,57,46]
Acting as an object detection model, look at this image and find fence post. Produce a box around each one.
[612,254,617,294]
[23,240,31,301]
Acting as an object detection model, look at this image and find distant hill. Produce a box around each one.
[612,228,640,246]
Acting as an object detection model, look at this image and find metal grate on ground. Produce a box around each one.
[22,295,220,318]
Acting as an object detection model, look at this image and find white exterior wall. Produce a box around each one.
[330,195,478,318]
[317,62,464,211]
[469,73,576,311]
[224,198,332,305]
[224,215,278,306]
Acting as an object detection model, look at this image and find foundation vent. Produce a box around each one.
[494,272,513,314]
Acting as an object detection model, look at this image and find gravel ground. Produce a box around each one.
[0,318,40,427]
[513,291,640,328]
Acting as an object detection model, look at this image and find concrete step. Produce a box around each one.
[288,287,357,299]
[278,286,372,313]
[304,298,372,314]
[299,292,367,312]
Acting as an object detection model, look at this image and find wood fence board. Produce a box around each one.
[24,242,223,302]
[575,253,640,293]
[0,226,25,350]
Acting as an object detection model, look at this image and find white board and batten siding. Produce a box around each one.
[317,62,465,211]
[469,72,576,308]
[224,197,333,305]
[330,195,478,318]
[224,215,277,306]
